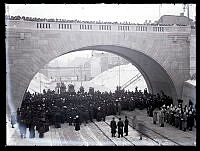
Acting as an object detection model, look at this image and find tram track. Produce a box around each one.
[92,121,117,146]
[103,120,135,146]
[114,113,182,146]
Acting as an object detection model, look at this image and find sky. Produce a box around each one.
[6,4,196,24]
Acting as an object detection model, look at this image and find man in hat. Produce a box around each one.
[110,117,117,137]
[124,116,129,136]
[117,118,124,138]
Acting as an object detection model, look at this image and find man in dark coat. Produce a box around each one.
[110,117,117,137]
[75,115,80,131]
[54,109,61,128]
[124,116,129,136]
[117,118,124,138]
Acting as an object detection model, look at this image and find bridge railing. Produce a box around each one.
[5,20,191,33]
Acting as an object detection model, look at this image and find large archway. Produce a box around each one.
[22,45,177,107]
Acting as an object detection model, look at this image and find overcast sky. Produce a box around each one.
[6,4,196,23]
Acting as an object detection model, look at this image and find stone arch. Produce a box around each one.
[23,45,177,107]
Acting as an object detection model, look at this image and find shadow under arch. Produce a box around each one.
[23,45,177,110]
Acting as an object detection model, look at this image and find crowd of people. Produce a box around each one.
[11,84,195,140]
[5,15,192,27]
[151,99,196,132]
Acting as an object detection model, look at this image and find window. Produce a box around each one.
[40,23,42,28]
[90,25,92,30]
[49,24,50,28]
[43,24,45,28]
[64,24,66,29]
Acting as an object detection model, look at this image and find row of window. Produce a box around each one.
[59,24,72,29]
[99,25,111,30]
[37,23,51,29]
[153,27,164,32]
[118,26,130,31]
[136,26,147,31]
[80,24,92,30]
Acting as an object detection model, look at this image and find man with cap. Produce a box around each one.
[110,117,117,137]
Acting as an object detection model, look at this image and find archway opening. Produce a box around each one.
[27,50,149,95]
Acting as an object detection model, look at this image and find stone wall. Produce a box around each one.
[6,20,191,113]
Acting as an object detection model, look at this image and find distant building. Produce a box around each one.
[40,51,129,81]
[157,14,195,25]
[92,51,128,69]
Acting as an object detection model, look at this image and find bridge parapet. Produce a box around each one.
[6,20,191,33]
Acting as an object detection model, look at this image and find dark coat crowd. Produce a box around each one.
[13,86,179,139]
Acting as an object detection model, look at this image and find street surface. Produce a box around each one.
[6,109,196,146]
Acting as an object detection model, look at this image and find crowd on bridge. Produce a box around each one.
[10,85,195,140]
[5,15,192,27]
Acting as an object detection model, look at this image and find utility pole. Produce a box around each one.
[187,4,190,25]
[40,73,41,93]
[118,56,120,88]
[80,65,82,87]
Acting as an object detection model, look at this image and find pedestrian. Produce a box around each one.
[132,115,136,129]
[124,116,129,136]
[160,108,164,127]
[11,112,17,128]
[182,111,187,131]
[110,117,117,137]
[28,124,35,138]
[19,118,27,138]
[117,118,124,138]
[153,111,157,124]
[136,120,144,140]
[75,115,80,131]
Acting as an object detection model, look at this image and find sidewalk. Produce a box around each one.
[121,109,196,146]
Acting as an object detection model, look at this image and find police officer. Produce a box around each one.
[124,116,129,136]
[117,118,124,138]
[74,115,80,131]
[110,117,117,137]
